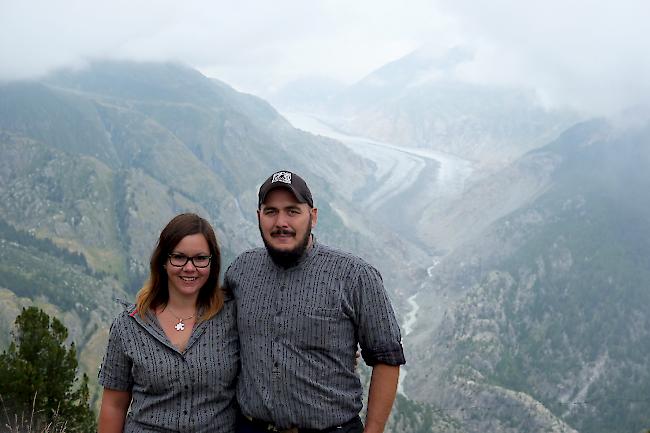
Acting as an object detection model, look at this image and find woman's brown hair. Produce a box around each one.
[136,213,223,321]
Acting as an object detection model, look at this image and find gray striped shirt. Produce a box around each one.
[98,299,239,433]
[224,239,405,430]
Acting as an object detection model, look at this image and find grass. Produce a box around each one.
[0,394,67,433]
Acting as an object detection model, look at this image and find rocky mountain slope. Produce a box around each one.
[3,59,648,432]
[405,118,650,433]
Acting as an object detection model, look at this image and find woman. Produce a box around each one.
[98,213,238,433]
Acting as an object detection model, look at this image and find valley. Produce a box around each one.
[1,60,649,433]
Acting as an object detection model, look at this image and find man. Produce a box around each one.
[225,170,405,433]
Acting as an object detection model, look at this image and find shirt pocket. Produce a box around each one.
[298,307,346,350]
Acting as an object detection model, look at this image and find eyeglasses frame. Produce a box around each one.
[167,253,212,268]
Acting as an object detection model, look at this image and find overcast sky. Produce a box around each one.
[1,0,649,115]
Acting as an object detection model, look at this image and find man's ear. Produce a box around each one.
[311,207,318,228]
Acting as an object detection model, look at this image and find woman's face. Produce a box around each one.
[165,233,211,300]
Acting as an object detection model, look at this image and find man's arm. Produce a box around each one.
[364,363,400,433]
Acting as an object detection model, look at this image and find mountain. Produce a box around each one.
[0,61,428,412]
[3,58,649,433]
[280,47,578,165]
[404,118,650,433]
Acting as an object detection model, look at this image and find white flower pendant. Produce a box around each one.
[175,320,186,331]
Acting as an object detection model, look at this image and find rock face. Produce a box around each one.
[405,118,650,433]
[3,60,650,433]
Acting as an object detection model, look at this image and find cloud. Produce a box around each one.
[0,0,178,79]
[0,1,447,87]
[436,0,650,115]
[1,0,648,115]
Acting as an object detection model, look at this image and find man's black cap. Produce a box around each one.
[258,170,313,208]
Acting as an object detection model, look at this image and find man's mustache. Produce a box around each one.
[271,228,296,236]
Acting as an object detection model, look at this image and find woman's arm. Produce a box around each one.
[98,388,131,433]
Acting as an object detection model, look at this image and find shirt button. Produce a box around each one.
[280,285,286,291]
[274,362,279,368]
[183,410,188,415]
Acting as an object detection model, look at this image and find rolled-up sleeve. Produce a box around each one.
[353,264,406,366]
[98,314,133,391]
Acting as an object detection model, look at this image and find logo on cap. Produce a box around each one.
[272,171,292,184]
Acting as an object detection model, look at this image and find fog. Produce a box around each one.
[1,0,649,115]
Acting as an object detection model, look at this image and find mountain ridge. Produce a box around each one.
[405,117,650,433]
[2,59,649,432]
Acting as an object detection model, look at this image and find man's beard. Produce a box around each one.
[259,216,312,269]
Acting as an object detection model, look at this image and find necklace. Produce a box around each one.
[165,306,195,331]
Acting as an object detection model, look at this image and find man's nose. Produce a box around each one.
[275,212,290,227]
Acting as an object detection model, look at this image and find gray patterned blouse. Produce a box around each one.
[98,299,239,433]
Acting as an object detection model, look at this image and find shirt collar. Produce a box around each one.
[118,299,208,354]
